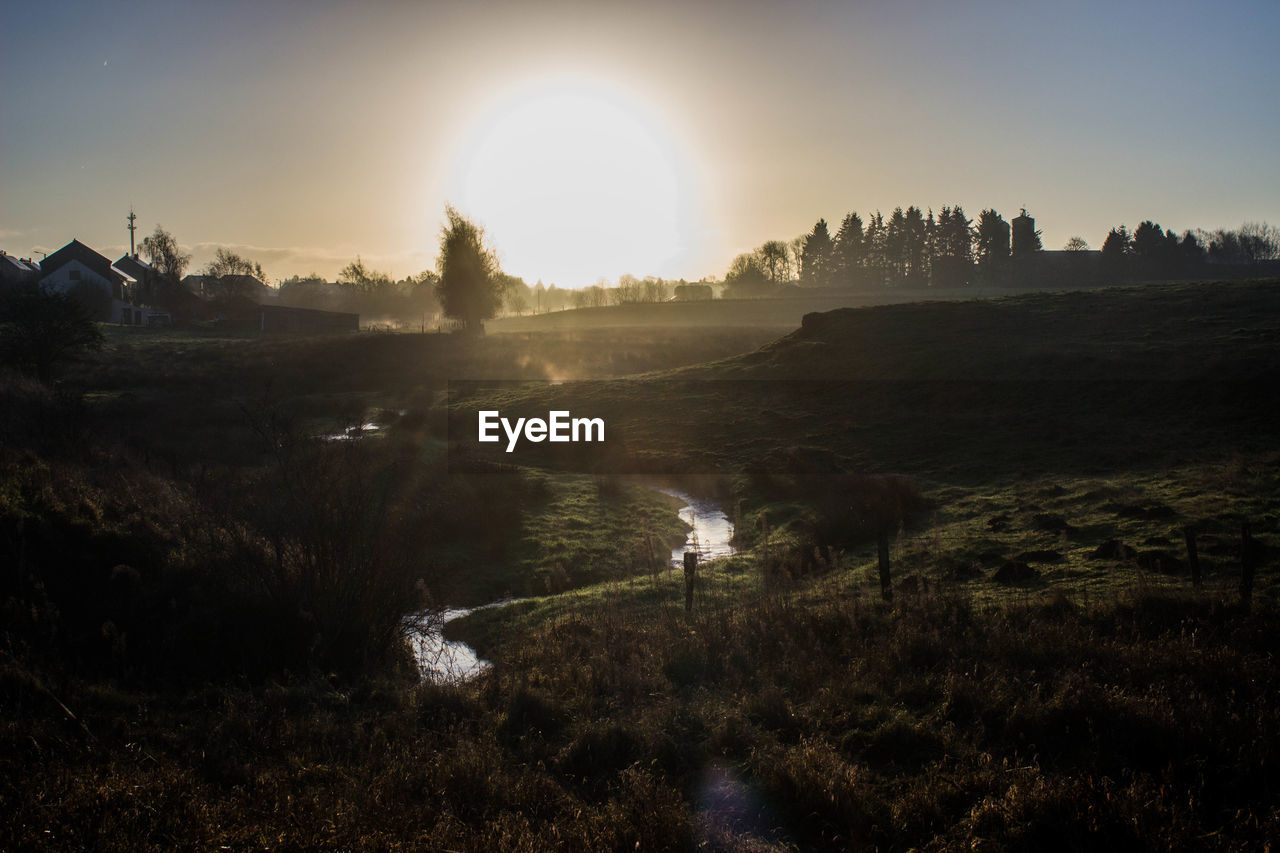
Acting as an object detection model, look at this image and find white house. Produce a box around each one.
[38,239,143,324]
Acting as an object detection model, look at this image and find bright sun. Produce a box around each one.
[449,76,694,289]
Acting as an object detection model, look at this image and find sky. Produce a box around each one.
[2,0,1278,287]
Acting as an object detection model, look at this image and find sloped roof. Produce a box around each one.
[41,239,128,285]
[0,252,40,280]
[114,254,154,280]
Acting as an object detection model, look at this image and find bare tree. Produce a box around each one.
[205,247,267,283]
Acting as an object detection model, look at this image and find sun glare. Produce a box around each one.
[448,76,695,288]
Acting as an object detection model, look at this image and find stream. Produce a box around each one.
[412,488,735,683]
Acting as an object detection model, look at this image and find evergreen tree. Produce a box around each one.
[931,205,973,287]
[885,208,907,284]
[864,212,888,287]
[975,209,1010,265]
[1131,221,1166,259]
[834,212,864,286]
[800,219,834,287]
[1100,225,1131,282]
[903,206,928,285]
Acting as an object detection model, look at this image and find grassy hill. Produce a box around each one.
[3,279,1279,850]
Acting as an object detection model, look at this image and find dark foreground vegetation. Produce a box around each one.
[2,279,1278,849]
[4,587,1277,850]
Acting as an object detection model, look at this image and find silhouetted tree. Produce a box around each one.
[434,206,504,333]
[801,219,834,287]
[864,212,887,287]
[931,205,973,287]
[1178,231,1204,265]
[885,208,907,283]
[1100,225,1131,281]
[975,209,1011,270]
[615,274,643,304]
[641,277,670,303]
[1239,222,1280,261]
[723,252,771,297]
[0,286,104,382]
[338,256,394,294]
[139,224,190,304]
[1131,221,1165,259]
[1204,222,1280,263]
[757,240,792,284]
[1063,236,1090,251]
[902,206,928,285]
[834,212,865,285]
[788,235,806,284]
[204,248,267,283]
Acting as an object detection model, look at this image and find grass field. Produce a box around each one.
[3,279,1279,850]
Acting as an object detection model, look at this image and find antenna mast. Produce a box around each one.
[127,207,138,257]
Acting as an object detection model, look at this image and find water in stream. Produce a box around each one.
[413,488,735,683]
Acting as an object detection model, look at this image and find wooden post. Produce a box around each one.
[877,528,892,602]
[1183,526,1201,588]
[760,511,770,585]
[1240,522,1255,607]
[683,551,698,612]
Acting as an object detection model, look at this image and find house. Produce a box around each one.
[0,251,41,287]
[38,239,141,323]
[114,253,157,295]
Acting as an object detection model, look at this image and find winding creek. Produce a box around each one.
[413,488,736,683]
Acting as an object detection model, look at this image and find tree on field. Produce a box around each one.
[0,286,104,382]
[800,219,834,287]
[434,206,504,333]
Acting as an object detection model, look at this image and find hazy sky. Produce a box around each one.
[3,0,1278,286]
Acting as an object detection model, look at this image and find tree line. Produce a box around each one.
[724,207,1279,296]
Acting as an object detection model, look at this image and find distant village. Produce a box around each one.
[0,235,360,334]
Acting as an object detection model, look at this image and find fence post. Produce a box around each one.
[684,551,698,613]
[1240,522,1255,608]
[878,528,892,602]
[1183,525,1201,588]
